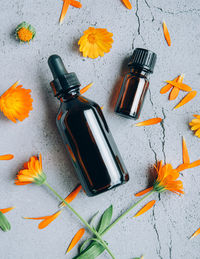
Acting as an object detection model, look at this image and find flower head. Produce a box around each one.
[15,154,46,185]
[136,161,184,196]
[189,115,200,138]
[78,27,114,59]
[0,81,33,123]
[153,161,184,194]
[15,22,36,42]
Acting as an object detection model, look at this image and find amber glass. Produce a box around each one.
[115,69,149,119]
[56,89,129,196]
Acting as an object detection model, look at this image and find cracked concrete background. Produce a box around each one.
[1,0,200,258]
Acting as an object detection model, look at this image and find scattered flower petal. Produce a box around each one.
[121,0,132,9]
[163,21,171,46]
[60,0,70,24]
[70,0,82,8]
[15,154,46,185]
[78,27,113,59]
[59,184,82,208]
[135,118,162,127]
[80,83,93,95]
[135,187,153,197]
[182,137,190,164]
[0,154,14,160]
[165,81,192,92]
[160,82,173,94]
[66,228,85,253]
[59,0,82,24]
[174,91,197,110]
[15,22,36,42]
[0,81,33,123]
[0,207,15,214]
[134,200,156,217]
[169,74,184,100]
[24,210,62,229]
[190,227,200,239]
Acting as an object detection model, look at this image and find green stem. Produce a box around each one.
[101,190,154,236]
[44,182,115,259]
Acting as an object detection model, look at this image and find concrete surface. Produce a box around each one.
[1,0,200,258]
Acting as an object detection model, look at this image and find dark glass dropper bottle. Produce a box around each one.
[115,48,157,119]
[48,55,129,196]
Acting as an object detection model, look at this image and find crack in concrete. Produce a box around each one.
[169,230,172,259]
[143,0,155,22]
[148,138,158,163]
[152,207,163,259]
[134,0,145,44]
[160,108,166,163]
[152,5,200,15]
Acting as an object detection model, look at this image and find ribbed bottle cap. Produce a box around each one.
[128,48,157,73]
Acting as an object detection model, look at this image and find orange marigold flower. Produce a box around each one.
[0,81,33,123]
[24,210,62,229]
[15,22,36,43]
[15,154,46,185]
[189,115,200,138]
[136,161,184,196]
[78,27,114,59]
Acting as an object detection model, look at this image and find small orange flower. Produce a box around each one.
[24,210,62,229]
[15,154,46,185]
[136,161,184,196]
[0,154,14,160]
[78,27,114,59]
[189,115,200,138]
[0,81,33,123]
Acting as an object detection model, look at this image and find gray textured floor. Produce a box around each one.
[1,0,200,258]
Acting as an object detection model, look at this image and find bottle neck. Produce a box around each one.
[129,67,150,79]
[58,86,80,102]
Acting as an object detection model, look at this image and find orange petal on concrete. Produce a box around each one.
[135,187,153,197]
[134,200,156,217]
[174,91,197,110]
[122,0,132,9]
[59,0,70,24]
[163,21,171,46]
[38,211,62,229]
[59,184,82,208]
[182,137,190,164]
[0,154,14,160]
[166,81,192,92]
[70,0,82,8]
[66,228,85,253]
[80,83,93,95]
[0,207,15,214]
[190,227,200,239]
[135,118,162,127]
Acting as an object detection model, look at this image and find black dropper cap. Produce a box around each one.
[128,48,157,73]
[48,55,81,97]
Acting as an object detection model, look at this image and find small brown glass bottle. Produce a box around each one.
[48,55,129,196]
[115,48,157,119]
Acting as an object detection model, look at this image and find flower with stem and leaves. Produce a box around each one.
[15,154,116,259]
[15,154,200,258]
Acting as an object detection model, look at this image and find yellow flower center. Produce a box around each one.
[17,28,33,42]
[87,33,96,44]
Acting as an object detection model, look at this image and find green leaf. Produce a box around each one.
[89,211,99,227]
[97,205,113,234]
[73,241,105,259]
[0,211,11,232]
